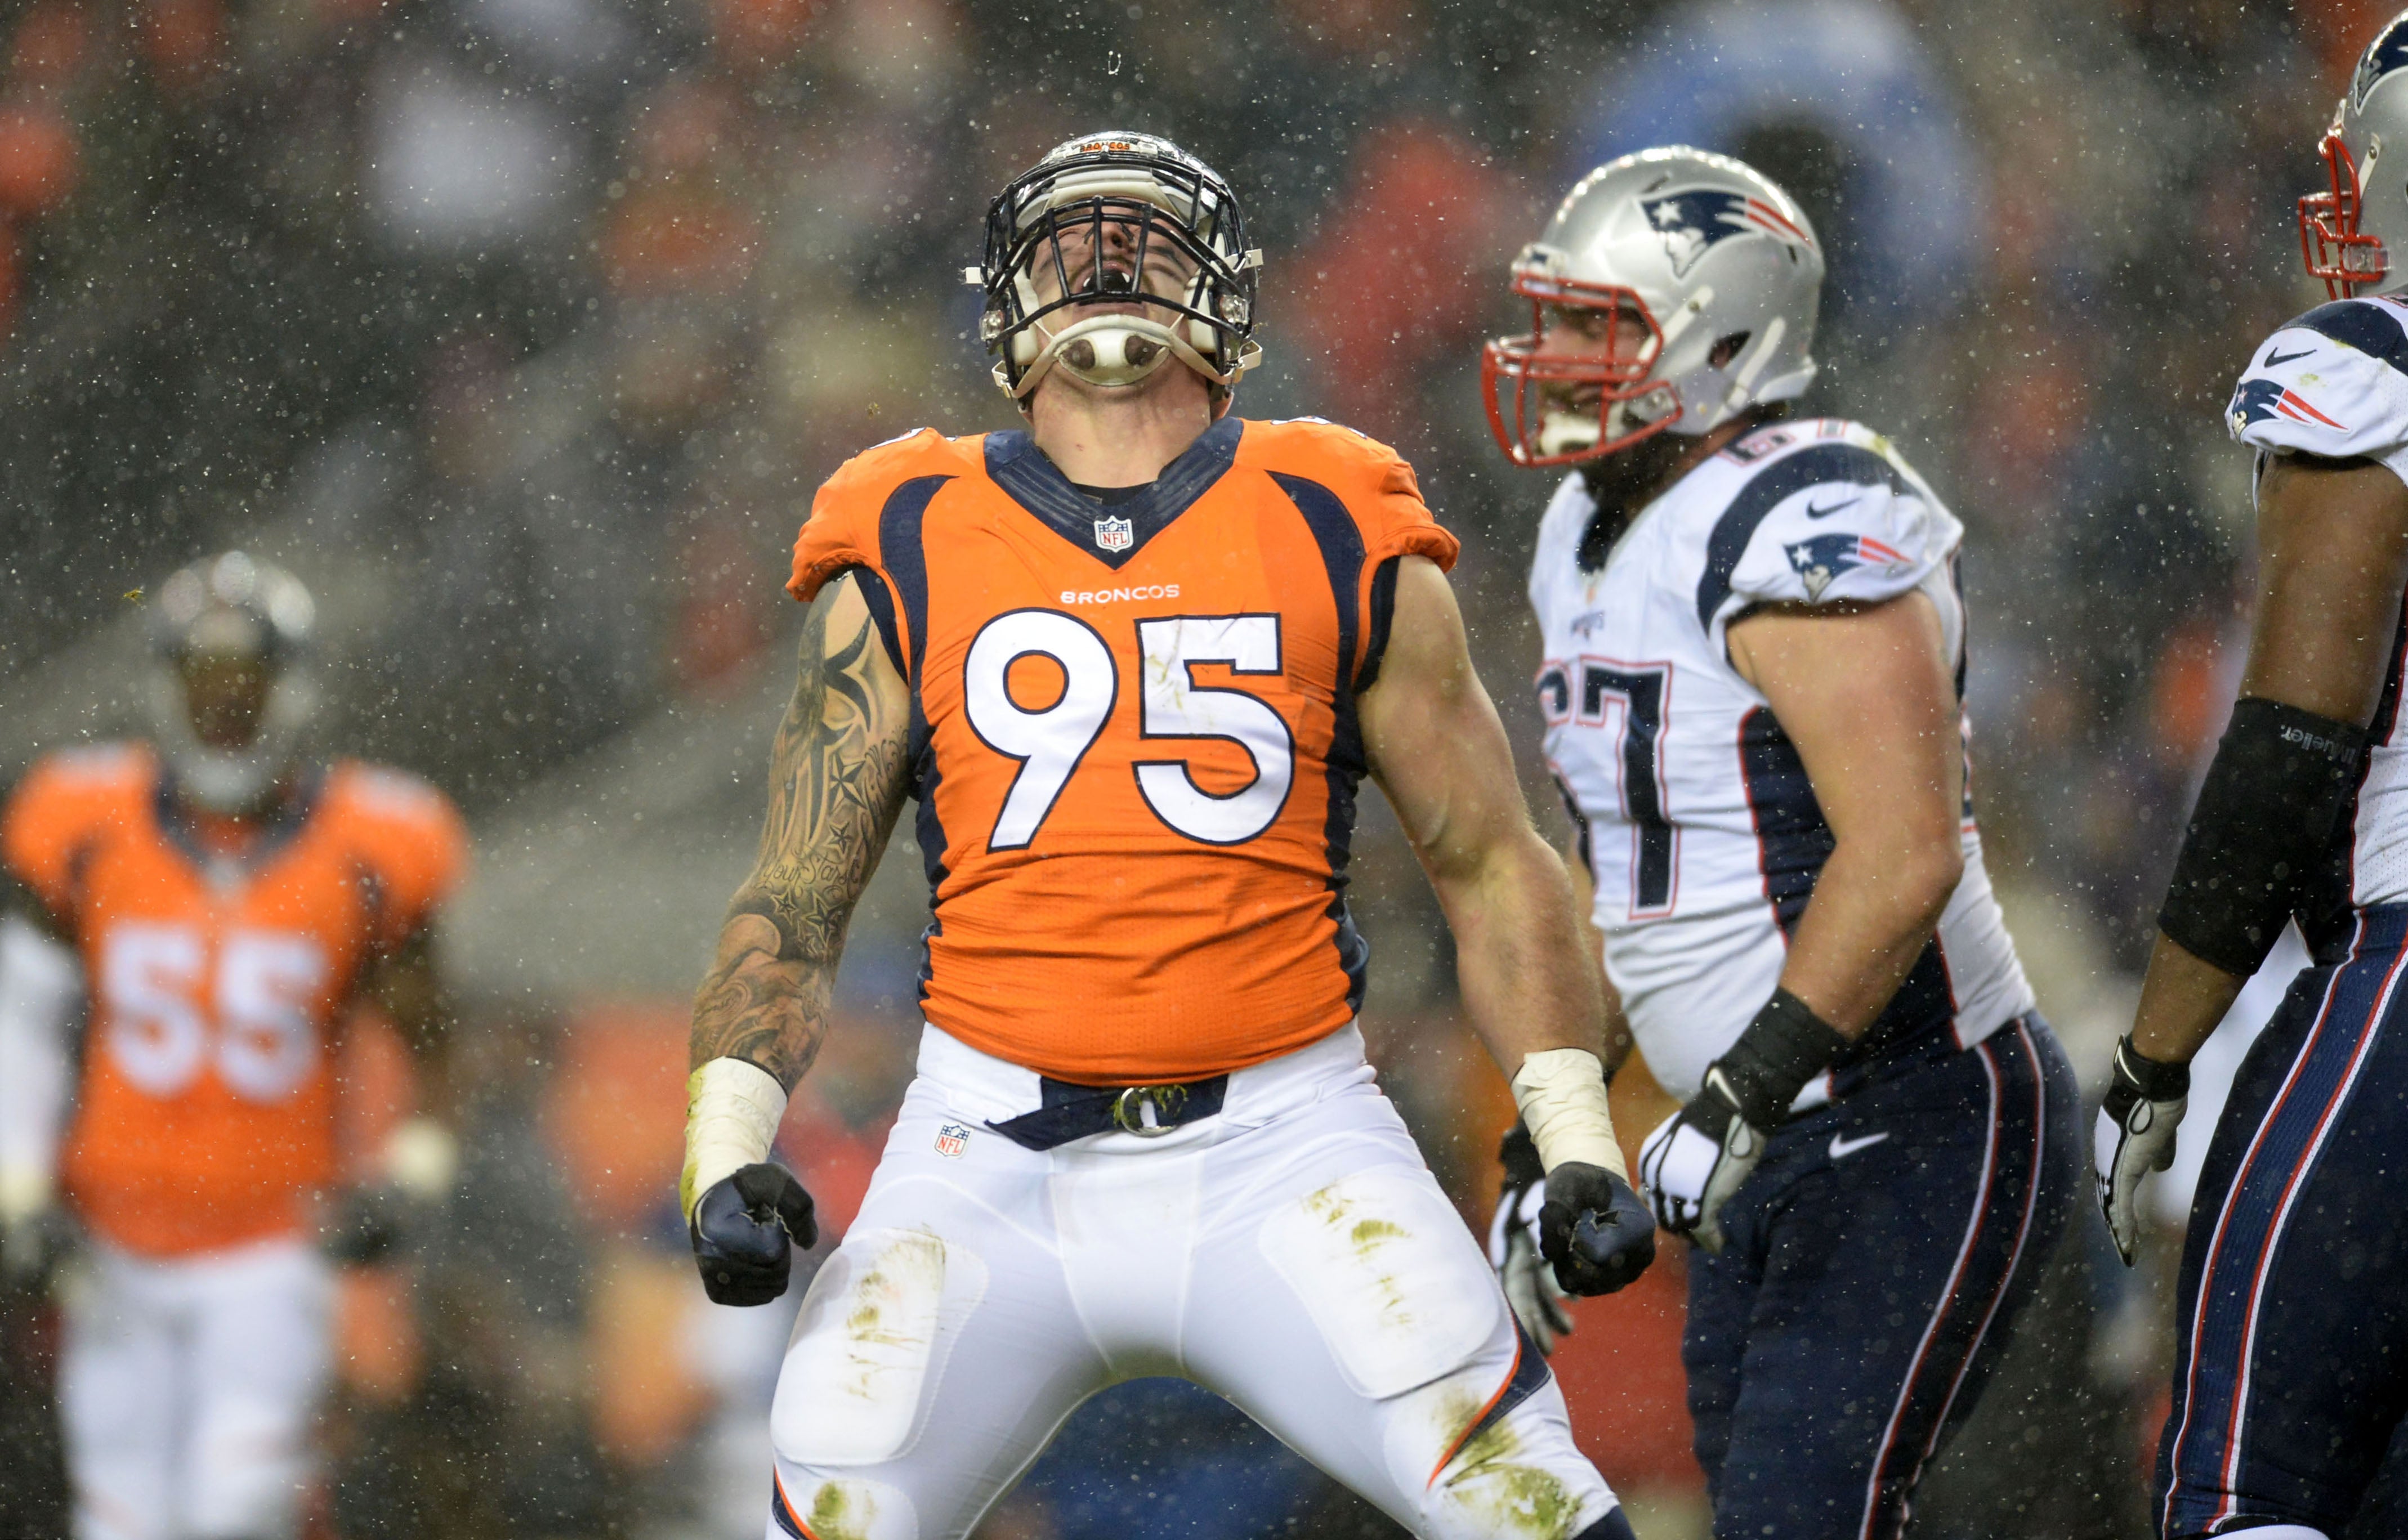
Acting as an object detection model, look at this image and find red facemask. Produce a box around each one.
[1481,267,1677,468]
[2301,126,2390,300]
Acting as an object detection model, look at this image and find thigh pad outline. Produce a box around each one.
[1258,1166,1502,1401]
[775,1228,989,1468]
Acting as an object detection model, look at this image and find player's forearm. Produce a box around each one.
[690,903,841,1087]
[1438,827,1609,1069]
[1777,832,1960,1038]
[2128,932,2249,1067]
[1562,845,1633,1077]
[691,576,910,1089]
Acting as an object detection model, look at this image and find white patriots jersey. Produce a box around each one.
[1529,418,2035,1107]
[2228,295,2408,914]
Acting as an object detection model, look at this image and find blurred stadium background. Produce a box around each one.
[0,0,2394,1535]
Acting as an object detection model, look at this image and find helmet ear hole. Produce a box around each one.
[1709,331,1752,369]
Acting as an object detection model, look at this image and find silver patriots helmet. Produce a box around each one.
[1483,146,1823,467]
[2304,9,2408,298]
[145,551,319,814]
[970,131,1263,410]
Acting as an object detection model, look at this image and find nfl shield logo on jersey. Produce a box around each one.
[935,1121,971,1158]
[1093,516,1134,553]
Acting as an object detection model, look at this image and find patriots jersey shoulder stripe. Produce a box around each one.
[1693,441,1922,628]
[2228,296,2408,484]
[1528,419,2034,1107]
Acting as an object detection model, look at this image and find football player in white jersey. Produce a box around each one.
[1478,147,2081,1539]
[2094,14,2408,1538]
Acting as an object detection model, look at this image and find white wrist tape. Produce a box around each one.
[380,1117,459,1203]
[1512,1049,1627,1184]
[681,1057,788,1222]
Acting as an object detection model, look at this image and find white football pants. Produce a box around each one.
[764,1024,1623,1540]
[62,1235,332,1540]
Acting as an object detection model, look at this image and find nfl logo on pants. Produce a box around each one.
[935,1121,971,1158]
[1093,516,1133,553]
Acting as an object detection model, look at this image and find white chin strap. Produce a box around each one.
[997,312,1257,401]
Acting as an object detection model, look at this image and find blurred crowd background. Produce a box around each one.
[0,0,2395,1535]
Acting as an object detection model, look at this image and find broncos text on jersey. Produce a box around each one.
[788,415,1459,1085]
[1529,418,2035,1107]
[2228,294,2408,923]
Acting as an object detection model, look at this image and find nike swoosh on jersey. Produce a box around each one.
[2262,345,2316,368]
[1804,496,1857,518]
[1828,1130,1891,1160]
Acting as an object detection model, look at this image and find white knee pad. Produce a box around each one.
[1410,1377,1619,1540]
[2217,1528,2330,1540]
[771,1472,919,1540]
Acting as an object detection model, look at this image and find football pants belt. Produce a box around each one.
[986,1073,1230,1149]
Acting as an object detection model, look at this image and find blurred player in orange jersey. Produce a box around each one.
[678,132,1659,1540]
[0,552,468,1540]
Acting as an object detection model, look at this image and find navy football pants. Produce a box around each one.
[2159,905,2408,1539]
[1683,1017,2080,1540]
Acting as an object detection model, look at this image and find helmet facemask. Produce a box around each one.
[975,136,1263,410]
[145,553,318,817]
[1483,266,1687,468]
[2302,123,2391,299]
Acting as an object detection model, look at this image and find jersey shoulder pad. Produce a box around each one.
[3,743,150,908]
[788,428,975,603]
[1691,427,1954,632]
[2227,298,2408,473]
[323,761,469,925]
[1237,417,1459,571]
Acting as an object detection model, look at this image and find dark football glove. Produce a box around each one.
[1488,1123,1575,1353]
[1539,1160,1656,1297]
[319,1183,409,1266]
[690,1162,817,1306]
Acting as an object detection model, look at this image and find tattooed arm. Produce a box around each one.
[690,571,913,1089]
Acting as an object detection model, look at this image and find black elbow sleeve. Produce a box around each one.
[2157,698,2367,977]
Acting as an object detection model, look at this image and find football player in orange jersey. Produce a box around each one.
[0,552,468,1540]
[678,131,1657,1540]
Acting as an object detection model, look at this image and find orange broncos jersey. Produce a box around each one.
[2,745,467,1257]
[789,415,1459,1084]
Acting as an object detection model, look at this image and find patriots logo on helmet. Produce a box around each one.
[2355,15,2408,111]
[1640,189,1811,278]
[2228,377,2348,436]
[1784,532,1909,602]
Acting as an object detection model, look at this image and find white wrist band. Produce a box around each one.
[1512,1049,1627,1184]
[681,1057,788,1221]
[381,1117,459,1202]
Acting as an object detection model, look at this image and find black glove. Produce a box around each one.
[320,1183,409,1266]
[690,1163,818,1306]
[1538,1160,1656,1297]
[1488,1123,1575,1352]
